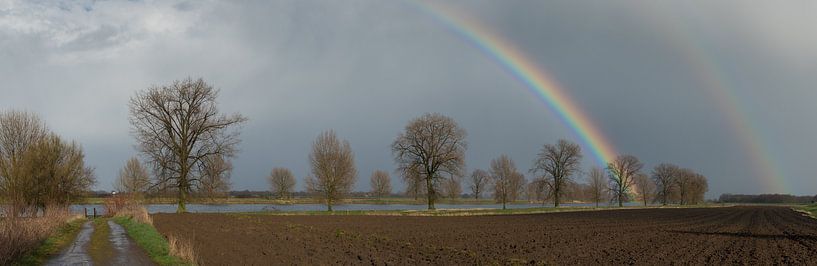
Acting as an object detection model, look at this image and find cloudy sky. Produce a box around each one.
[1,0,815,198]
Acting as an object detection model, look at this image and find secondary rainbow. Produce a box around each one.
[635,6,788,193]
[413,1,617,166]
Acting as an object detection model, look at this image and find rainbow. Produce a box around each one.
[636,5,788,193]
[412,1,617,166]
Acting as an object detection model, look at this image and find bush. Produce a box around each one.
[105,195,152,225]
[0,207,77,265]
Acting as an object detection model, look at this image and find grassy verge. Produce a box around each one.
[795,204,817,218]
[88,218,113,264]
[12,218,85,265]
[112,216,191,266]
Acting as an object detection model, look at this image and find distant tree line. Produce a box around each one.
[718,194,816,204]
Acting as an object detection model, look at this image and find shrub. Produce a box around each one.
[0,207,77,265]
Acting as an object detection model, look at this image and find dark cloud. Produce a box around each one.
[0,0,814,197]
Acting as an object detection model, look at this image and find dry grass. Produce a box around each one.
[106,195,153,225]
[0,207,78,265]
[167,234,198,265]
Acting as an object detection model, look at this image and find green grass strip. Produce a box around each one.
[12,218,86,266]
[88,218,114,263]
[795,204,817,218]
[112,216,191,266]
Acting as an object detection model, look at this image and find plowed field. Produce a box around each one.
[152,206,817,265]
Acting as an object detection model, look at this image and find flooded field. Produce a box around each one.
[69,202,642,215]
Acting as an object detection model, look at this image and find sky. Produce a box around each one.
[1,0,815,198]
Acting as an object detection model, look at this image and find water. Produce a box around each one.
[70,202,643,215]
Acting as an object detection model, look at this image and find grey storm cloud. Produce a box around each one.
[1,0,815,197]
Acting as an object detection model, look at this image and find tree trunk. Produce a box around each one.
[177,187,187,213]
[554,185,560,207]
[426,173,435,210]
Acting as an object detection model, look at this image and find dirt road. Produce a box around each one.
[153,206,817,265]
[46,219,154,266]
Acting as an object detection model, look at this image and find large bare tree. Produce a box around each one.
[607,155,643,207]
[490,155,524,209]
[198,155,232,200]
[369,170,392,200]
[651,163,679,205]
[633,172,655,206]
[531,139,583,207]
[587,166,607,207]
[129,78,247,212]
[268,167,297,200]
[306,130,357,211]
[115,157,151,196]
[392,113,467,210]
[468,169,489,199]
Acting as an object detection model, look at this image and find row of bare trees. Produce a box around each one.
[127,79,709,212]
[0,111,96,217]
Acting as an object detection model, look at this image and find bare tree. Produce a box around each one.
[675,168,695,205]
[531,139,583,207]
[115,157,151,196]
[587,167,607,207]
[688,173,708,205]
[306,130,357,211]
[392,113,467,210]
[633,172,655,206]
[526,179,548,204]
[370,170,392,200]
[19,134,96,212]
[490,155,524,209]
[607,155,643,207]
[676,169,708,205]
[129,78,247,213]
[268,167,296,200]
[0,112,94,216]
[401,165,424,200]
[651,163,679,206]
[0,111,48,216]
[443,174,462,200]
[468,169,489,199]
[198,155,232,200]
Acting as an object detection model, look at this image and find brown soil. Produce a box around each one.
[152,206,817,265]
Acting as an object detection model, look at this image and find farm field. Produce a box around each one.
[152,206,817,265]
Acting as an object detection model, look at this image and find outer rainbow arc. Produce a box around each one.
[415,1,618,166]
[636,4,788,193]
